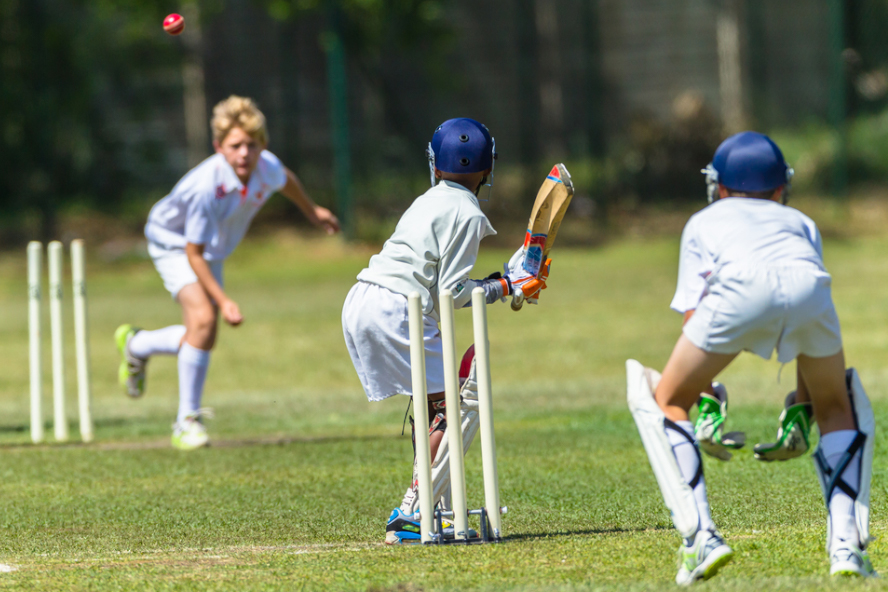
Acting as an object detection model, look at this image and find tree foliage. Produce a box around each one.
[0,0,182,240]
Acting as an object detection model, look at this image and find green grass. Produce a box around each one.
[1,229,888,590]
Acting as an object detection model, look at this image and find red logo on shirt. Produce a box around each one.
[215,185,226,199]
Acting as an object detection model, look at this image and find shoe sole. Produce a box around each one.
[700,548,734,581]
[831,562,874,578]
[384,531,421,545]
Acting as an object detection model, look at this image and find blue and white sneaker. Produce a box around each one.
[384,508,480,544]
[385,508,423,544]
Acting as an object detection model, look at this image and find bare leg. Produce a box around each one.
[795,363,810,404]
[797,350,853,434]
[656,334,737,420]
[177,282,219,350]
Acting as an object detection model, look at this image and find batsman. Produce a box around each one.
[341,118,571,543]
[627,132,876,584]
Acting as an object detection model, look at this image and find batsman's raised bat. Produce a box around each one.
[512,164,574,310]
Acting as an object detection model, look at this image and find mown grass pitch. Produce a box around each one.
[0,230,887,590]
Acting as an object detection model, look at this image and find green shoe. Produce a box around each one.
[115,324,146,398]
[753,391,813,461]
[695,383,746,461]
[171,410,213,451]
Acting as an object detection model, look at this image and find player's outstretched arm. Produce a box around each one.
[185,242,243,326]
[280,167,341,235]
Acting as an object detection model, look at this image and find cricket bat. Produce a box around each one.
[511,164,574,311]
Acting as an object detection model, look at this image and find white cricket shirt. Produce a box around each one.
[144,151,287,261]
[671,197,825,313]
[357,180,496,320]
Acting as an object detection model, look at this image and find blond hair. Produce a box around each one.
[211,95,268,146]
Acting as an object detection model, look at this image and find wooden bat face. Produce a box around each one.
[521,164,574,276]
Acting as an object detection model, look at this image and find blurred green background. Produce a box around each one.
[3,0,888,247]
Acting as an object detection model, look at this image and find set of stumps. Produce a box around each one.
[408,287,504,544]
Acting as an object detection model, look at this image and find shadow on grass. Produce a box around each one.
[0,416,141,434]
[0,432,399,451]
[505,524,671,542]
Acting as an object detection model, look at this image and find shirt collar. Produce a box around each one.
[215,153,245,194]
[438,179,480,205]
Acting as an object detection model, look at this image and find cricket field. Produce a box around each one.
[0,229,887,591]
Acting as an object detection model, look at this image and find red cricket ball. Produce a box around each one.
[163,13,185,36]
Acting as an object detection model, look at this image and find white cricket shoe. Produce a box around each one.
[675,529,734,585]
[171,409,213,451]
[830,541,877,578]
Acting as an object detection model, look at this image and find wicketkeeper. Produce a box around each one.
[342,118,538,543]
[627,131,876,584]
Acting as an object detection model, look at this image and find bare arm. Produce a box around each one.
[280,167,341,235]
[185,242,243,326]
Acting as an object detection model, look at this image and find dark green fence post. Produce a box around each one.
[324,3,354,238]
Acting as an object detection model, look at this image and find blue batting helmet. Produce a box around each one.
[702,131,794,203]
[426,118,496,185]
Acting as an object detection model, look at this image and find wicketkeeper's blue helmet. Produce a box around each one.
[426,118,497,187]
[702,131,794,203]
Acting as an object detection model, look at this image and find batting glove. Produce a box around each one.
[753,391,813,462]
[694,383,746,461]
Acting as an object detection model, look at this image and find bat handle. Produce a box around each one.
[511,288,525,311]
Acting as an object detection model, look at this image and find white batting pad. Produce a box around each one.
[813,368,874,547]
[406,357,481,515]
[627,359,700,539]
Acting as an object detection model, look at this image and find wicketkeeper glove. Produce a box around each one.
[752,391,813,462]
[694,383,746,461]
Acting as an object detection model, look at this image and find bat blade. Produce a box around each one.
[521,164,574,277]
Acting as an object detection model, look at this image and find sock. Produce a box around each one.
[820,429,861,547]
[667,419,715,534]
[177,343,211,423]
[129,325,186,359]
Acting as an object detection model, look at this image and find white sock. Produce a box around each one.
[177,343,211,423]
[129,325,186,359]
[820,429,861,547]
[668,419,715,534]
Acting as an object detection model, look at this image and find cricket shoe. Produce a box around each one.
[171,409,213,451]
[830,541,877,578]
[675,529,733,586]
[115,324,147,398]
[384,509,478,544]
[385,508,423,544]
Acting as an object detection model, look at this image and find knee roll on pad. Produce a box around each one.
[812,368,874,548]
